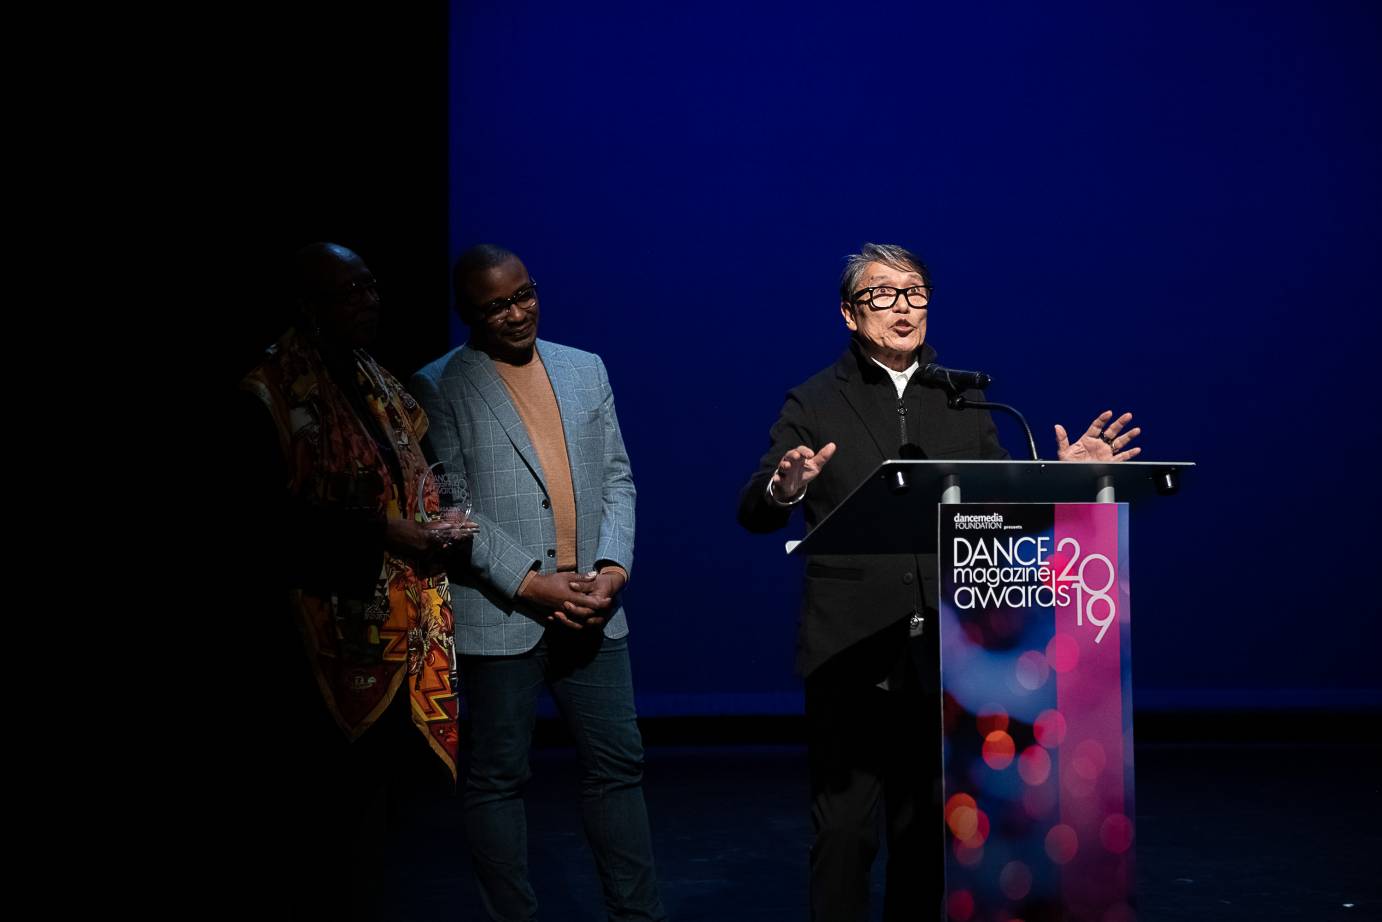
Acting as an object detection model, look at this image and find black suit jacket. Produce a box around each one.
[738,339,1009,678]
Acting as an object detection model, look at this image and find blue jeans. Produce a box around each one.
[460,631,667,922]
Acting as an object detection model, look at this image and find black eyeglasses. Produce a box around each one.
[850,285,931,311]
[327,276,380,306]
[478,280,538,320]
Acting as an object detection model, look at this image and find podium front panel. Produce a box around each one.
[938,503,1136,922]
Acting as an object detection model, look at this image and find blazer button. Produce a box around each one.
[902,572,914,585]
[546,549,556,558]
[541,498,551,509]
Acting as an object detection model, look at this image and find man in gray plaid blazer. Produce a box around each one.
[411,244,665,922]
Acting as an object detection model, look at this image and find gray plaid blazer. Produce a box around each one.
[411,340,635,655]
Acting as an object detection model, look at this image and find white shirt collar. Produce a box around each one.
[870,356,920,398]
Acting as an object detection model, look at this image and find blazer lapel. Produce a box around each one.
[835,340,940,462]
[836,350,896,462]
[458,345,548,490]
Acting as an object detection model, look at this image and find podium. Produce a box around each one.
[787,460,1193,922]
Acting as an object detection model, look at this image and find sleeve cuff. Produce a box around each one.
[597,563,629,585]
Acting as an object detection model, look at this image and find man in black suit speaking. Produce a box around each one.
[737,242,1142,922]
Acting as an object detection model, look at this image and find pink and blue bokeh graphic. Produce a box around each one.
[939,503,1134,922]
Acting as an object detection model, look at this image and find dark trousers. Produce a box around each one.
[242,651,446,922]
[805,624,944,922]
[460,630,666,922]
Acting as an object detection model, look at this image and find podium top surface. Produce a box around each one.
[787,460,1193,556]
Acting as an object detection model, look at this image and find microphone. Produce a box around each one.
[926,362,1041,459]
[920,363,992,391]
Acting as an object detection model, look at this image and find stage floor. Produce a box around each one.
[379,723,1380,921]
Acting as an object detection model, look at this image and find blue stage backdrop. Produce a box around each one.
[445,0,1382,714]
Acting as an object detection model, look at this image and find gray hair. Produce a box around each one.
[839,243,931,304]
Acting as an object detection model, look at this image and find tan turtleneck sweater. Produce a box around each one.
[493,353,579,571]
[492,354,631,602]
